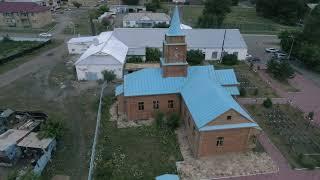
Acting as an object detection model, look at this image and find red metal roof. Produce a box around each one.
[0,2,50,13]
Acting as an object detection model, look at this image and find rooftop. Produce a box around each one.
[123,12,170,22]
[0,2,50,13]
[167,6,184,36]
[0,129,30,151]
[119,65,253,129]
[17,132,54,149]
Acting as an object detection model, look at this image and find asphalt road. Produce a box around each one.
[243,34,280,66]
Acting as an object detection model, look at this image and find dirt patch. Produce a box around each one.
[109,102,153,128]
[176,128,278,179]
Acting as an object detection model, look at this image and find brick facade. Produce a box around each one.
[121,94,181,121]
[162,65,188,77]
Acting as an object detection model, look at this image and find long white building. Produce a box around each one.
[67,28,248,80]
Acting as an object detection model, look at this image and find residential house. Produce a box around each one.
[115,6,261,157]
[0,2,52,28]
[123,12,170,28]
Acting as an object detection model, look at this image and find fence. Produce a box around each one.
[88,81,108,180]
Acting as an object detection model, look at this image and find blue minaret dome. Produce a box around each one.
[167,6,184,36]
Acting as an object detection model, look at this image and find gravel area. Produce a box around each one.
[109,102,153,128]
[176,128,278,180]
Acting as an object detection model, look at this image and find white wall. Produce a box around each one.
[76,64,123,80]
[202,48,247,61]
[123,21,137,27]
[67,43,92,54]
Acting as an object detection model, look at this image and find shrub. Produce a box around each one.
[72,1,82,8]
[2,35,12,42]
[187,49,205,65]
[145,47,161,62]
[102,70,116,82]
[222,54,238,65]
[254,88,259,96]
[38,119,65,139]
[267,59,295,81]
[263,97,273,108]
[166,113,180,130]
[239,87,247,97]
[126,56,143,63]
[155,111,165,128]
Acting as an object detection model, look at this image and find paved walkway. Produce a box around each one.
[257,70,320,125]
[224,133,320,180]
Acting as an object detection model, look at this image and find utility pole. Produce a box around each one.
[288,35,295,60]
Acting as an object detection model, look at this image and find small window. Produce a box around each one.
[153,100,159,109]
[192,126,195,136]
[211,51,218,59]
[216,137,224,146]
[227,116,232,120]
[168,100,174,109]
[188,117,191,127]
[72,49,75,51]
[138,102,144,110]
[250,136,257,144]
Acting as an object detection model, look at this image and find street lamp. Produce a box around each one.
[288,35,295,60]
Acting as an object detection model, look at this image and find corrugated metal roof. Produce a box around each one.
[199,122,259,132]
[115,85,123,96]
[123,12,170,21]
[121,65,253,129]
[223,86,240,95]
[67,36,97,44]
[75,35,128,66]
[215,69,240,85]
[156,174,179,180]
[167,6,184,36]
[113,28,246,51]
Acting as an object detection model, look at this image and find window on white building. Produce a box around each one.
[211,51,218,59]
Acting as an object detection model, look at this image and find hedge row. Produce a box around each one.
[0,40,51,65]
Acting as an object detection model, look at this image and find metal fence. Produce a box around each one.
[88,81,108,180]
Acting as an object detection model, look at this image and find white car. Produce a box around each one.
[246,54,252,59]
[39,33,52,38]
[274,52,288,59]
[265,48,279,53]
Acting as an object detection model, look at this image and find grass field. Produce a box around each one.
[0,40,42,59]
[163,4,301,34]
[0,40,62,75]
[94,97,183,179]
[246,105,320,169]
[64,11,92,35]
[212,62,278,98]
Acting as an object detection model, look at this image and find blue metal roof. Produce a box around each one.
[167,6,184,36]
[156,174,179,180]
[115,84,123,96]
[215,69,239,85]
[199,122,259,132]
[223,86,240,95]
[120,65,254,129]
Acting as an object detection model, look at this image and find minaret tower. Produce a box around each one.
[161,6,188,78]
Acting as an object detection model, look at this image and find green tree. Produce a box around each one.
[186,50,205,65]
[198,0,232,28]
[145,0,161,12]
[297,44,320,71]
[145,47,161,62]
[256,0,307,25]
[221,54,238,65]
[263,98,273,108]
[102,70,116,82]
[231,0,239,6]
[126,56,143,63]
[38,119,65,139]
[122,0,139,5]
[267,59,295,81]
[72,1,82,8]
[166,113,180,130]
[304,5,320,46]
[239,87,247,97]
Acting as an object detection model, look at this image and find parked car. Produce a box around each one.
[265,48,279,53]
[273,52,288,59]
[245,54,252,59]
[39,33,52,38]
[248,57,261,62]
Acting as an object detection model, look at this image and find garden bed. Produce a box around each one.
[94,97,183,179]
[246,104,320,169]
